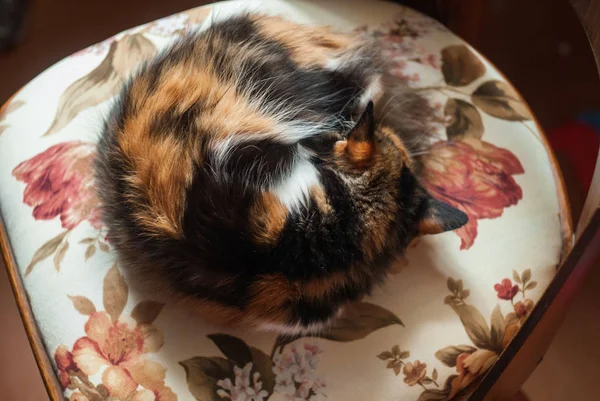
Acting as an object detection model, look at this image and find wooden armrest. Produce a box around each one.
[480,2,600,398]
[478,209,600,400]
[570,0,600,237]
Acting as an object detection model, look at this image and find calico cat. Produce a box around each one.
[95,13,467,333]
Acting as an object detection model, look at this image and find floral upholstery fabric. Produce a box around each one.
[0,1,569,400]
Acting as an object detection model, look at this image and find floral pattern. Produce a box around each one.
[0,3,567,401]
[272,344,326,401]
[378,347,440,390]
[44,33,157,137]
[358,11,446,84]
[403,360,429,387]
[55,265,175,401]
[180,303,401,401]
[378,269,540,400]
[494,278,519,301]
[422,139,524,249]
[0,99,24,135]
[13,141,107,275]
[13,141,101,230]
[216,363,269,401]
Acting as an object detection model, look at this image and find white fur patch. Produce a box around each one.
[325,57,342,71]
[210,134,265,168]
[210,136,240,166]
[277,121,332,143]
[259,320,332,336]
[258,306,344,335]
[272,148,320,213]
[359,74,383,108]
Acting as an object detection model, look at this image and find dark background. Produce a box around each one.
[2,0,599,128]
[1,0,598,216]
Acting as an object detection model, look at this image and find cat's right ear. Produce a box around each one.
[344,101,376,165]
[418,196,468,235]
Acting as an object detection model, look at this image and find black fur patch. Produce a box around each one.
[149,103,201,139]
[293,300,335,327]
[263,167,363,279]
[213,138,297,185]
[424,197,469,231]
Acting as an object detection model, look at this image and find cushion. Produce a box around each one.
[0,1,572,400]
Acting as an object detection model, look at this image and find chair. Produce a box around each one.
[0,1,596,400]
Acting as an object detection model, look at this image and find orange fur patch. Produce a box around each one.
[131,63,275,140]
[250,192,288,245]
[346,138,374,165]
[119,133,192,238]
[246,274,299,324]
[419,216,445,235]
[254,16,353,68]
[117,67,209,238]
[301,270,352,300]
[334,139,375,169]
[199,88,274,140]
[117,61,278,238]
[182,274,298,328]
[310,185,332,215]
[362,211,394,260]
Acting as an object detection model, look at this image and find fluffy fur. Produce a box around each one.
[95,14,467,333]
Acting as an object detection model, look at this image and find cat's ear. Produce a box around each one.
[419,196,468,235]
[345,101,375,165]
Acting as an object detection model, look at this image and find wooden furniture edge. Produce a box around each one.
[476,210,600,400]
[476,1,600,397]
[2,89,63,399]
[402,17,576,400]
[571,0,600,239]
[570,0,600,77]
[0,216,64,401]
[422,6,576,397]
[0,92,18,114]
[578,152,600,237]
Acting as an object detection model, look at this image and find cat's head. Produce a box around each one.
[331,102,468,256]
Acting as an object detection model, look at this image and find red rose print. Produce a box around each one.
[494,278,519,300]
[13,141,102,230]
[422,138,524,250]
